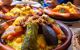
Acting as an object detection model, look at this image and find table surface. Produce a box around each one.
[64,21,80,50]
[68,45,72,50]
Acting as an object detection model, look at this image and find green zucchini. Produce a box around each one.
[21,22,38,50]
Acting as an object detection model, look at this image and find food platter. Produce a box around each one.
[0,2,72,50]
[44,2,80,22]
[1,1,80,50]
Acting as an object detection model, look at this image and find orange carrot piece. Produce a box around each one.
[51,24,64,39]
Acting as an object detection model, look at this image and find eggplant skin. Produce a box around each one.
[42,24,58,46]
[21,22,38,50]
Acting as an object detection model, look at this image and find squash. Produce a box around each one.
[21,22,38,50]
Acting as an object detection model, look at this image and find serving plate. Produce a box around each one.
[44,8,80,21]
[43,2,80,22]
[11,1,42,8]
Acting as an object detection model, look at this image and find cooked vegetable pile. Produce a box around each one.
[0,4,43,20]
[0,5,67,50]
[0,14,66,50]
[5,5,35,17]
[52,2,78,14]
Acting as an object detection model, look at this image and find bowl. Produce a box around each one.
[0,19,72,50]
[54,21,72,50]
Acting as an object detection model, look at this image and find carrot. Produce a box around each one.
[51,24,63,34]
[2,16,15,20]
[6,31,23,41]
[52,9,58,12]
[1,26,23,41]
[0,22,10,34]
[1,22,9,29]
[1,6,9,13]
[7,35,14,41]
[51,24,64,39]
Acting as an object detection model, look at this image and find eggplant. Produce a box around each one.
[42,24,58,46]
